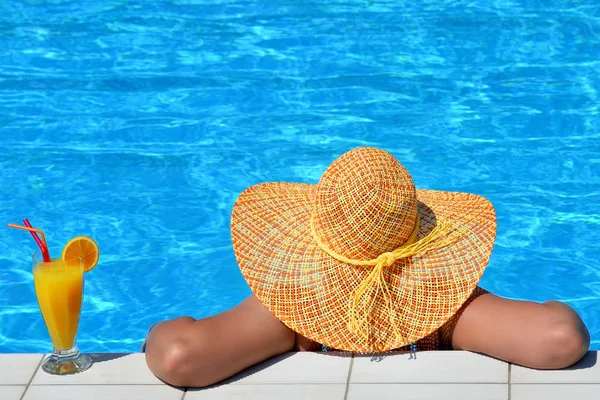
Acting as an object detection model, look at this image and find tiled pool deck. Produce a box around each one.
[1,350,598,399]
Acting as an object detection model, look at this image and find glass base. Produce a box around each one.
[41,346,93,375]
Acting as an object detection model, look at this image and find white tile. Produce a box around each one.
[186,384,346,399]
[351,351,508,383]
[0,386,27,400]
[348,384,508,400]
[511,351,600,383]
[223,352,352,384]
[0,354,43,384]
[512,384,600,400]
[31,353,163,385]
[23,385,184,400]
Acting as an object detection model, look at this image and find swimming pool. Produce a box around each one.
[1,0,599,353]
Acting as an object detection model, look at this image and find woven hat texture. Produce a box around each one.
[231,147,496,352]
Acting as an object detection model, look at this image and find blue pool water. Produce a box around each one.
[1,0,599,353]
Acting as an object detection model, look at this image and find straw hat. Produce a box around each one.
[231,147,496,352]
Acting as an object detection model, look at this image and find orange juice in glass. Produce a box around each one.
[32,250,93,374]
[10,223,99,375]
[8,223,100,375]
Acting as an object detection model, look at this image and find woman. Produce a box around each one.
[144,147,590,388]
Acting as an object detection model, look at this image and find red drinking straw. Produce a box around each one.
[23,219,51,262]
[7,222,52,262]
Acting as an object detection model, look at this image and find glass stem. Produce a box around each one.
[52,345,80,358]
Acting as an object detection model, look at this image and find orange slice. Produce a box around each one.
[61,236,100,272]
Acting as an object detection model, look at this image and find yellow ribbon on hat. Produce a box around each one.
[310,214,458,347]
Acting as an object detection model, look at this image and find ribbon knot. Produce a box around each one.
[378,252,397,267]
[310,214,459,348]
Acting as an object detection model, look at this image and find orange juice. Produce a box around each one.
[33,259,84,350]
[8,221,98,375]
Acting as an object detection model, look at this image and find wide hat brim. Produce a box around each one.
[231,183,496,352]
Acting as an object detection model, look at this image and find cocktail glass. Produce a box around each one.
[32,249,92,375]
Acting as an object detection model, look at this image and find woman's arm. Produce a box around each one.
[144,295,295,387]
[449,292,590,369]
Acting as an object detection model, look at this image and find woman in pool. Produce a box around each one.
[144,147,590,388]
